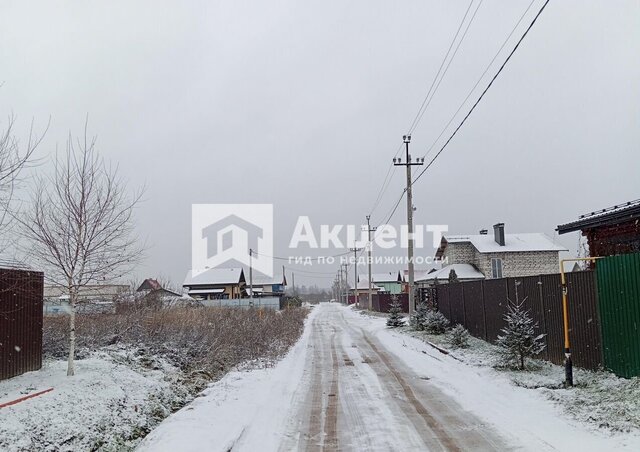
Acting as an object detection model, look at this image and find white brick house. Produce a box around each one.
[434,223,566,279]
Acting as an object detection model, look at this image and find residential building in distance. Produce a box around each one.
[136,278,182,300]
[247,270,287,298]
[183,267,246,300]
[43,284,129,302]
[434,223,566,279]
[43,284,128,315]
[370,272,403,294]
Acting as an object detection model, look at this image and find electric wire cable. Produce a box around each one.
[406,0,476,134]
[409,0,484,135]
[368,1,476,218]
[412,0,551,187]
[419,0,538,163]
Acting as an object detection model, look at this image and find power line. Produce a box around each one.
[412,0,551,187]
[284,266,337,276]
[368,1,477,218]
[368,163,397,217]
[252,249,351,261]
[408,0,484,135]
[419,0,538,163]
[372,0,538,225]
[406,0,476,134]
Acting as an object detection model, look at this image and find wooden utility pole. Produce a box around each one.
[249,248,254,306]
[342,263,349,304]
[393,134,424,317]
[365,216,376,311]
[350,247,362,307]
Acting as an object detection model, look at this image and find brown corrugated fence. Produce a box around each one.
[433,271,603,370]
[0,268,44,381]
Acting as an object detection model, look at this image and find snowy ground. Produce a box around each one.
[0,347,193,451]
[396,318,640,434]
[139,303,640,451]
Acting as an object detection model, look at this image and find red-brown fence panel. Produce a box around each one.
[0,267,44,381]
[461,280,486,340]
[435,271,603,370]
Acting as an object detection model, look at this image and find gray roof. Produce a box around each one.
[416,264,485,283]
[370,272,402,283]
[442,233,566,254]
[183,267,244,286]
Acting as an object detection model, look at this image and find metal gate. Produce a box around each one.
[596,253,640,378]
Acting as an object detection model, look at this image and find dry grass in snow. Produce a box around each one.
[0,306,308,451]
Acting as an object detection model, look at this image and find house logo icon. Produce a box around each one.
[192,204,273,277]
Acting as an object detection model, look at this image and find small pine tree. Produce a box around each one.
[410,302,429,331]
[386,296,405,328]
[449,324,470,348]
[423,310,449,334]
[448,268,459,284]
[496,302,546,370]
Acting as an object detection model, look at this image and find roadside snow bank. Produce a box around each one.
[344,307,640,451]
[0,349,190,452]
[398,323,640,434]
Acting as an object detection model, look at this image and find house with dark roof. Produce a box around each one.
[434,223,566,279]
[247,269,287,298]
[183,267,246,300]
[557,199,640,259]
[136,278,182,299]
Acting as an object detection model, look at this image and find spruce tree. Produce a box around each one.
[386,296,405,328]
[448,268,459,284]
[423,310,449,334]
[496,302,546,370]
[449,324,470,348]
[410,301,429,331]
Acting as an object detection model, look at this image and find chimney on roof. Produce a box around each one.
[493,223,505,246]
[479,229,488,235]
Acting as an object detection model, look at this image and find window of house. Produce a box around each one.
[491,258,503,279]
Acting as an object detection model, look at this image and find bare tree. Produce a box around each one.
[0,115,46,248]
[19,125,144,376]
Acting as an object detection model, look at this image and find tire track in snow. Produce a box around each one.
[339,310,507,451]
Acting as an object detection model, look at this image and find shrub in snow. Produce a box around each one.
[449,324,470,348]
[386,296,405,328]
[448,268,459,284]
[410,302,429,331]
[422,310,450,335]
[496,302,546,370]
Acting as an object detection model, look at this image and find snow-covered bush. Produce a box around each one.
[410,303,449,334]
[386,296,405,328]
[449,324,470,348]
[423,310,450,335]
[496,302,546,370]
[410,302,429,331]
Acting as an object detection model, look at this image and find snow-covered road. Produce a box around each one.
[277,304,507,451]
[139,303,639,451]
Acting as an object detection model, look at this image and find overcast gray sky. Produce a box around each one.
[1,1,639,288]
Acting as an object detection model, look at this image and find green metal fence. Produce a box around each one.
[596,253,640,378]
